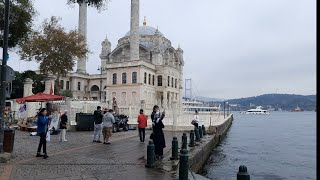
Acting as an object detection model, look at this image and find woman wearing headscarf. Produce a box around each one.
[150,105,166,160]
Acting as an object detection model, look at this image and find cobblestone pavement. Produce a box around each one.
[0,129,177,180]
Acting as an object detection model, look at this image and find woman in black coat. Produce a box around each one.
[151,105,166,160]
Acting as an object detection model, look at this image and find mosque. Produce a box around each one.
[47,0,185,115]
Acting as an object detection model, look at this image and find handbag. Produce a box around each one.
[191,119,196,125]
[150,132,154,139]
[46,130,51,141]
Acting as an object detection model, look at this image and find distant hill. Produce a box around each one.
[208,94,316,111]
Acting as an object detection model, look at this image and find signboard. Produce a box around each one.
[49,112,60,130]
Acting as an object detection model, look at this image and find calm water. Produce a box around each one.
[202,111,316,180]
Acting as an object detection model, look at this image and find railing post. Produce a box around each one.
[145,141,155,168]
[199,126,203,138]
[194,127,200,142]
[181,133,187,149]
[179,149,189,180]
[188,130,195,147]
[170,137,179,160]
[237,165,250,180]
[202,125,206,135]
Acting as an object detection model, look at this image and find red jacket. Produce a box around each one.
[137,114,147,128]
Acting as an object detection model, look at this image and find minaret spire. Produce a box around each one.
[130,0,140,61]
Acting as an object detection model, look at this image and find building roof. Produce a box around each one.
[125,26,164,37]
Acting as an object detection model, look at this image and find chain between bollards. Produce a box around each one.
[145,140,155,168]
[170,137,179,160]
[179,148,189,180]
[237,165,250,180]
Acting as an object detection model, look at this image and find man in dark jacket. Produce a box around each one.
[93,106,103,143]
[59,110,68,142]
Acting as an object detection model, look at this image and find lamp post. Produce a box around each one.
[223,101,226,119]
[0,0,10,153]
[97,66,106,102]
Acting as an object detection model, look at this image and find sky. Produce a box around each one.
[3,0,316,99]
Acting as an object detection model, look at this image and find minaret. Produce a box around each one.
[77,1,87,74]
[130,0,140,61]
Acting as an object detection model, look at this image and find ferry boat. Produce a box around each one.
[291,105,304,112]
[183,99,220,113]
[242,106,270,114]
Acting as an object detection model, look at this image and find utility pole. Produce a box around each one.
[223,101,225,119]
[0,0,10,153]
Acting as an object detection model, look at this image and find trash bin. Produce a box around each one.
[3,129,15,153]
[75,113,94,131]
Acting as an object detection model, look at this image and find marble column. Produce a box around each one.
[163,91,167,109]
[77,1,87,74]
[23,78,33,97]
[130,0,140,61]
[44,75,56,94]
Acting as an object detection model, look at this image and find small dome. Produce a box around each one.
[125,26,164,37]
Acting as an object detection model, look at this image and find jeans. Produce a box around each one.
[138,128,145,142]
[93,124,102,141]
[37,132,47,154]
[59,129,66,141]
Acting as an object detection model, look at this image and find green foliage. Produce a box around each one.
[59,90,73,98]
[10,70,45,99]
[0,0,36,48]
[19,16,90,92]
[67,0,110,11]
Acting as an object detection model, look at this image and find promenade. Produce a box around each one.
[0,130,175,180]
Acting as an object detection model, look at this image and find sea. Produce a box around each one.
[202,111,316,180]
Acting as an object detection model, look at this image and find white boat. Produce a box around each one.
[183,99,220,113]
[242,106,270,114]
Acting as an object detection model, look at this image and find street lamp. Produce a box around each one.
[97,66,106,102]
[0,0,10,154]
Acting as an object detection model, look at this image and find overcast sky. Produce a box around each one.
[4,0,316,99]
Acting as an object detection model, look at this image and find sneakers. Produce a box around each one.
[96,140,102,143]
[63,140,68,142]
[43,154,49,159]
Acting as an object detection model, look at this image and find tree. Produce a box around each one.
[0,0,36,48]
[10,70,45,99]
[19,16,90,94]
[67,0,110,10]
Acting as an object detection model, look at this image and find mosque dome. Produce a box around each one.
[125,26,164,37]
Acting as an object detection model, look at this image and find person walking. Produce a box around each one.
[93,106,103,143]
[137,109,147,143]
[36,108,49,159]
[59,110,68,142]
[151,105,166,160]
[192,110,200,129]
[102,109,115,144]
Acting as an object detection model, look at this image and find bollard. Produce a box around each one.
[188,130,195,147]
[202,125,207,135]
[194,127,200,142]
[237,165,250,180]
[145,141,155,168]
[170,137,179,160]
[179,149,189,180]
[199,126,203,138]
[181,133,187,150]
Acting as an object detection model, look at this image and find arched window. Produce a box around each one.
[175,79,177,88]
[112,73,117,84]
[122,73,127,84]
[167,76,170,87]
[91,85,99,91]
[152,75,155,85]
[60,80,64,89]
[157,75,162,86]
[132,72,137,84]
[77,82,81,91]
[144,72,147,84]
[66,81,70,90]
[171,77,174,87]
[148,74,151,85]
